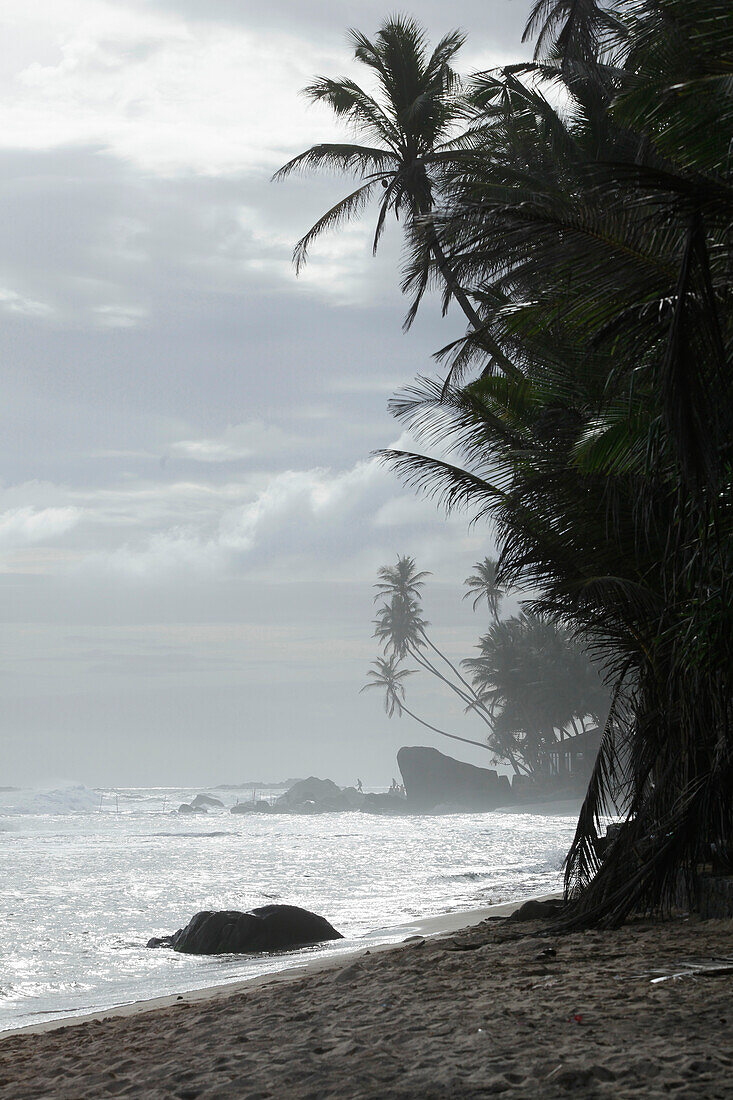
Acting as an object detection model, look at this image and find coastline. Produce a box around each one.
[2,905,732,1098]
[2,897,536,1040]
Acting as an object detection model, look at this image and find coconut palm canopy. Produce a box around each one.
[463,557,503,618]
[466,613,610,774]
[367,555,607,777]
[381,0,733,924]
[273,17,514,365]
[288,0,733,925]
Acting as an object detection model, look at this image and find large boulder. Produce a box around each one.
[397,746,513,812]
[275,777,342,811]
[147,904,343,954]
[507,897,564,921]
[191,793,224,809]
[177,802,207,814]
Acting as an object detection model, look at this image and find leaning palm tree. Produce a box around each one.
[374,555,485,709]
[273,17,514,369]
[361,655,414,717]
[370,554,527,770]
[361,654,493,752]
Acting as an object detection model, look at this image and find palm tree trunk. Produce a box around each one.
[409,645,487,715]
[418,629,492,710]
[408,638,523,774]
[426,227,519,379]
[399,702,492,751]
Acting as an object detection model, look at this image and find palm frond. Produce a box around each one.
[292,181,377,273]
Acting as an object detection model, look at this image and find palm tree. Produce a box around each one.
[369,554,527,769]
[522,0,623,68]
[380,0,733,925]
[374,555,491,714]
[273,17,514,370]
[373,593,427,660]
[361,655,413,717]
[374,555,430,603]
[463,557,503,618]
[361,655,494,752]
[465,613,609,777]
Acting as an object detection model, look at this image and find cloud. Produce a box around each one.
[93,302,148,328]
[169,420,301,463]
[2,3,350,176]
[74,444,486,583]
[0,0,511,783]
[1,0,522,182]
[135,0,529,56]
[0,442,483,582]
[0,505,82,548]
[0,287,54,318]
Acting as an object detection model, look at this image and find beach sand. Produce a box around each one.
[1,907,732,1098]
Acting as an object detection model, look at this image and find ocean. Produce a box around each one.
[0,784,579,1033]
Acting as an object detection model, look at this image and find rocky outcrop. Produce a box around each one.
[147,904,343,954]
[177,802,207,814]
[226,777,409,816]
[275,777,342,810]
[340,786,367,809]
[397,746,513,812]
[191,793,224,809]
[273,777,371,814]
[361,792,410,815]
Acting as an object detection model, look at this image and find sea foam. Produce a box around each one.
[0,784,101,816]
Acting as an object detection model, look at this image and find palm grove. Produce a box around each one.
[276,0,733,926]
[362,554,608,784]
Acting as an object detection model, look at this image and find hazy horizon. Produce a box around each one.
[1,0,529,786]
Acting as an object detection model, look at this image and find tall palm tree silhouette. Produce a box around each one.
[463,557,503,619]
[361,655,413,717]
[369,554,523,762]
[361,654,491,751]
[274,17,513,370]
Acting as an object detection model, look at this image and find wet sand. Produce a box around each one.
[1,910,732,1098]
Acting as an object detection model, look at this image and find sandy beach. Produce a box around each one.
[2,905,732,1099]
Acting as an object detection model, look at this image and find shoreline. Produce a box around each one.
[1,906,732,1098]
[2,897,537,1040]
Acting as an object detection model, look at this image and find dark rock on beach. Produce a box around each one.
[397,746,513,812]
[507,898,564,921]
[177,802,207,814]
[147,904,343,954]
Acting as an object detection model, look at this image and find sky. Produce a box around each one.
[0,0,530,786]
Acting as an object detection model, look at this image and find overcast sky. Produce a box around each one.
[0,0,530,787]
